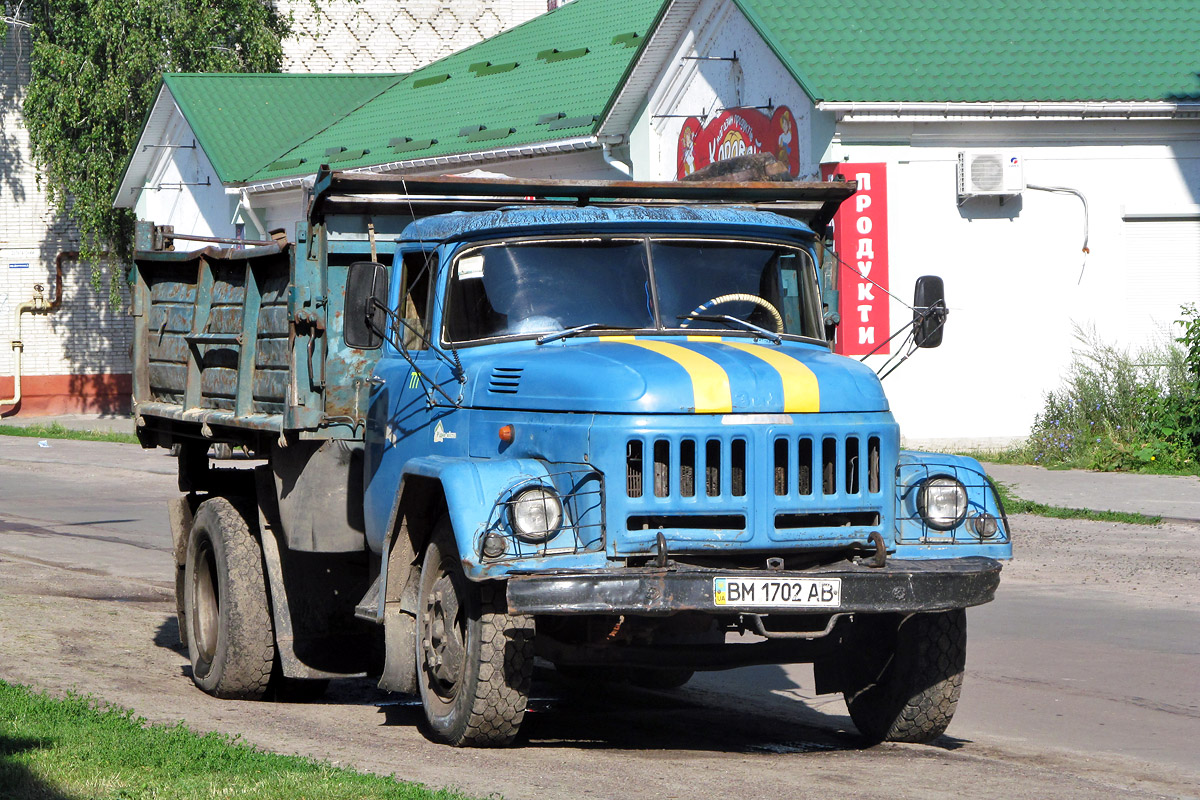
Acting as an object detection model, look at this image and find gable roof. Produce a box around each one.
[243,0,665,183]
[118,0,664,196]
[115,73,403,201]
[735,0,1200,103]
[165,73,404,182]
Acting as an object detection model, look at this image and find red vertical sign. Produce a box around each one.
[821,163,890,356]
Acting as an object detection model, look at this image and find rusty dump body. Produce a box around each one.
[130,241,377,447]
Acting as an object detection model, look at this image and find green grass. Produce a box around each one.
[0,422,139,445]
[992,482,1161,526]
[953,445,1200,476]
[0,681,474,800]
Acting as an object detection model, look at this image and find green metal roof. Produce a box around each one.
[241,0,664,182]
[163,73,404,182]
[735,0,1200,103]
[147,0,1200,190]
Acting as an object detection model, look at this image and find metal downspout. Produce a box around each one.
[602,141,633,178]
[0,294,43,410]
[0,251,73,412]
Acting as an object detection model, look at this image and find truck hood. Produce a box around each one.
[463,337,888,414]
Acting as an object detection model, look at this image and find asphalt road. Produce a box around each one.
[1,436,1197,799]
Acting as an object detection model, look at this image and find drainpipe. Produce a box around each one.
[0,250,73,412]
[0,285,48,410]
[236,190,268,239]
[601,140,633,178]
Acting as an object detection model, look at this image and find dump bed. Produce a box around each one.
[130,240,384,447]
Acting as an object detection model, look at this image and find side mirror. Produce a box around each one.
[344,261,388,350]
[913,275,947,348]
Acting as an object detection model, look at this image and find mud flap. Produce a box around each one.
[379,605,418,694]
[812,654,843,695]
[167,495,194,648]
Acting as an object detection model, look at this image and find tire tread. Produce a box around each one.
[188,497,274,700]
[455,583,534,746]
[844,609,966,744]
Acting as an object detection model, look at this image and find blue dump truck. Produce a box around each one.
[132,171,1010,747]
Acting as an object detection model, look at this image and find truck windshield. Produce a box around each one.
[443,236,823,344]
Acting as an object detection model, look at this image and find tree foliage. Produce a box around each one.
[3,1,292,301]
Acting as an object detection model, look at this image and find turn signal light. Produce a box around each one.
[498,424,514,443]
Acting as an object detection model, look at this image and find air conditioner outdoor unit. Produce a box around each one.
[957,152,1024,201]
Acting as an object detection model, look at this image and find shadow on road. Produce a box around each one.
[153,618,187,655]
[372,665,886,753]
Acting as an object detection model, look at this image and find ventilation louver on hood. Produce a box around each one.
[488,367,523,394]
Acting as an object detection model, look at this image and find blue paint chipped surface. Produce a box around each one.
[399,205,816,245]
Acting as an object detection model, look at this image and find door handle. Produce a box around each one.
[367,376,385,387]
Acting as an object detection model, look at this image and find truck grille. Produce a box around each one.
[626,435,881,500]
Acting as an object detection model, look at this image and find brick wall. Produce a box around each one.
[279,0,546,73]
[0,28,132,416]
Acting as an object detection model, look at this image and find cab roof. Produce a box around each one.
[398,204,816,245]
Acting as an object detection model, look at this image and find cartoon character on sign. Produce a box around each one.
[680,122,698,176]
[776,109,794,165]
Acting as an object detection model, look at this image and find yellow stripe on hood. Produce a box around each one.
[717,341,821,412]
[611,337,732,413]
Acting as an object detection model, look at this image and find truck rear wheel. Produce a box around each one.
[417,521,534,746]
[841,609,966,744]
[184,497,275,700]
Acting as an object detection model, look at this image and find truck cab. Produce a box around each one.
[134,173,1009,748]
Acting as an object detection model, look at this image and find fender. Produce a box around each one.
[371,455,595,694]
[895,451,1012,559]
[378,455,596,585]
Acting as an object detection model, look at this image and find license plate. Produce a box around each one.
[712,577,841,608]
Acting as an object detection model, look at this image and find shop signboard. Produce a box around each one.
[676,107,800,178]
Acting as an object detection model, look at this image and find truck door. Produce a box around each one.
[363,248,439,549]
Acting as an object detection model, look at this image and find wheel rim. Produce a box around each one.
[422,557,467,702]
[191,537,220,666]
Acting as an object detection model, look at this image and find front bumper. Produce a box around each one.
[506,556,1002,616]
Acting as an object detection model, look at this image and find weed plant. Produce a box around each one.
[1020,305,1200,473]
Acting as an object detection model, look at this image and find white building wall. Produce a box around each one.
[0,28,131,403]
[825,120,1200,445]
[634,0,819,180]
[279,0,546,73]
[133,107,235,247]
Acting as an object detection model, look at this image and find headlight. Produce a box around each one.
[917,476,968,530]
[507,486,563,543]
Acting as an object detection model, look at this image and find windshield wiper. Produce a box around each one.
[676,314,782,345]
[536,323,636,345]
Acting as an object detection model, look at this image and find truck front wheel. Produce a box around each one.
[417,521,534,746]
[841,609,966,744]
[184,497,275,700]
